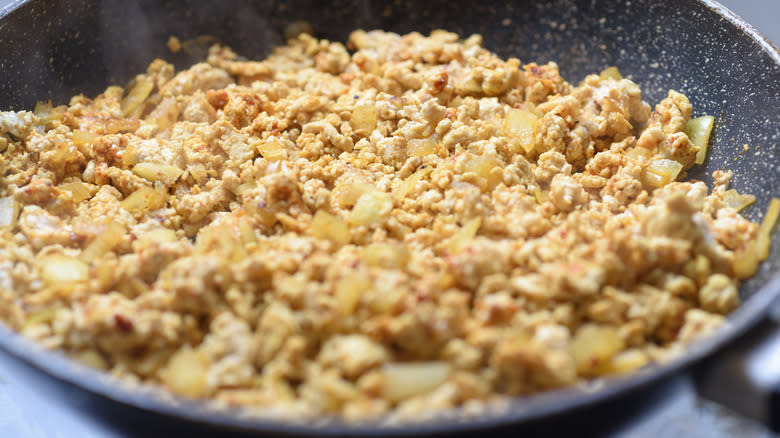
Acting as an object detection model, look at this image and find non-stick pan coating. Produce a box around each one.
[0,0,777,435]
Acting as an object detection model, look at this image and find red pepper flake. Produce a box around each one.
[114,314,133,332]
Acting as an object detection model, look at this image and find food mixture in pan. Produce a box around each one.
[0,30,777,422]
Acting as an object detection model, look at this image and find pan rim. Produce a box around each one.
[0,0,778,435]
[0,0,25,18]
[702,0,780,63]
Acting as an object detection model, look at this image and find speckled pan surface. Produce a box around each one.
[0,0,777,435]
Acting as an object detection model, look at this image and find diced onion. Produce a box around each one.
[533,186,549,205]
[733,239,758,279]
[39,254,89,286]
[105,118,141,134]
[462,75,486,94]
[348,191,393,227]
[642,158,683,188]
[733,198,779,279]
[132,162,183,186]
[0,196,20,228]
[311,210,351,245]
[146,96,180,131]
[76,350,108,370]
[362,242,410,269]
[335,268,371,315]
[569,325,625,376]
[22,308,57,329]
[237,218,257,246]
[624,146,653,162]
[71,130,100,147]
[138,228,178,245]
[407,137,437,158]
[217,224,248,262]
[80,221,126,262]
[381,362,450,402]
[162,347,210,398]
[233,181,257,196]
[256,139,287,162]
[463,153,501,190]
[757,198,779,260]
[448,217,482,253]
[604,349,649,375]
[333,182,375,208]
[33,101,65,123]
[599,66,622,81]
[350,105,377,134]
[120,186,167,213]
[393,167,432,201]
[121,76,154,118]
[722,189,756,212]
[685,116,715,165]
[60,182,93,203]
[246,202,277,230]
[504,108,538,154]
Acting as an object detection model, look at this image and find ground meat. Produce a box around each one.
[0,29,770,424]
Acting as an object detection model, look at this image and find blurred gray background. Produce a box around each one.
[719,0,779,45]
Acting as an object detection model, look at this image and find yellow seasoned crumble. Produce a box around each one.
[0,29,774,422]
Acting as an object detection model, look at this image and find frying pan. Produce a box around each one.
[0,0,778,435]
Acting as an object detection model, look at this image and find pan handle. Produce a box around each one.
[693,299,780,431]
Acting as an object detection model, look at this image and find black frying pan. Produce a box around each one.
[0,0,778,436]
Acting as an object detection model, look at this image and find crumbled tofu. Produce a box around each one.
[0,29,766,423]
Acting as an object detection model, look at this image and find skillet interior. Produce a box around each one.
[0,0,777,435]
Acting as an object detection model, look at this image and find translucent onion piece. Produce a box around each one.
[394,167,432,201]
[162,347,210,398]
[449,217,482,253]
[599,66,622,81]
[39,254,89,286]
[685,116,715,165]
[311,210,351,245]
[80,221,126,262]
[132,162,183,186]
[350,104,377,135]
[504,108,538,154]
[569,325,624,376]
[121,76,154,118]
[722,189,756,212]
[757,198,779,260]
[348,191,393,227]
[407,137,436,158]
[335,268,371,315]
[120,186,167,213]
[463,153,501,190]
[0,196,20,228]
[256,139,287,162]
[60,182,93,203]
[734,198,779,279]
[642,158,683,188]
[381,362,450,402]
